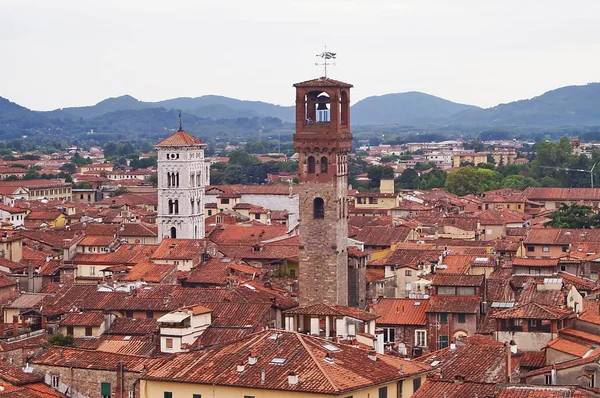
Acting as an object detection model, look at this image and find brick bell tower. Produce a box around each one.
[293,76,352,306]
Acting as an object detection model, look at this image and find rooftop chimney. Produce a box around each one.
[236,362,245,373]
[288,371,298,386]
[450,341,457,350]
[368,350,377,361]
[248,352,257,365]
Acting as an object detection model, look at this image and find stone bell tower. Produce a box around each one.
[293,77,352,306]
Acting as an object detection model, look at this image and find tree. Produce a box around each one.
[366,165,394,189]
[228,149,258,167]
[397,168,419,189]
[501,175,540,190]
[110,187,129,197]
[465,139,485,152]
[60,163,77,174]
[48,333,75,347]
[547,203,600,229]
[444,166,486,196]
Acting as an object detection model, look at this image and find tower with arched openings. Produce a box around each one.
[293,76,352,306]
[155,126,209,242]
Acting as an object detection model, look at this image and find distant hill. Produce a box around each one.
[351,92,480,125]
[46,94,295,122]
[444,83,600,126]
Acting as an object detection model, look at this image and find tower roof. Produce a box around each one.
[293,76,353,88]
[155,130,206,148]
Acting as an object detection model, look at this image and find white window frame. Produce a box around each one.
[415,329,427,347]
[542,246,550,252]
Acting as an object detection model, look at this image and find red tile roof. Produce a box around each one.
[119,262,175,283]
[59,310,105,327]
[31,346,155,371]
[492,302,572,320]
[354,226,413,246]
[144,330,429,394]
[105,317,158,336]
[523,187,600,201]
[411,380,496,398]
[370,299,427,325]
[544,337,590,358]
[513,257,559,267]
[426,295,481,314]
[432,274,484,287]
[293,76,353,88]
[417,336,507,383]
[518,351,546,368]
[150,239,208,261]
[155,130,206,147]
[283,303,378,322]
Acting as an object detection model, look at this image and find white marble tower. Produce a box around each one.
[155,126,209,241]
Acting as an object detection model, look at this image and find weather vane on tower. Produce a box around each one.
[178,110,183,131]
[316,46,336,78]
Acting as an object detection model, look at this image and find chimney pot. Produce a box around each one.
[367,350,377,361]
[248,352,257,365]
[236,362,245,373]
[288,371,298,386]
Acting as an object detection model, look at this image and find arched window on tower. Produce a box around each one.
[167,172,171,187]
[170,227,177,239]
[176,173,179,187]
[174,200,179,214]
[168,199,173,214]
[307,156,316,174]
[190,199,194,213]
[314,197,325,219]
[321,156,328,174]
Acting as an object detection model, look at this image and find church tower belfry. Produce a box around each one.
[293,76,352,306]
[155,124,209,242]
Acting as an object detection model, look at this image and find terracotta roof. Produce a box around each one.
[31,346,154,371]
[150,238,208,261]
[105,317,158,335]
[426,295,480,314]
[95,334,157,357]
[375,248,441,269]
[411,380,496,398]
[523,187,600,201]
[371,299,427,325]
[78,235,116,246]
[544,337,590,358]
[513,258,559,267]
[353,226,412,246]
[155,129,206,147]
[283,303,378,322]
[59,310,105,327]
[498,385,596,397]
[525,228,600,245]
[521,353,600,379]
[196,326,254,347]
[25,210,63,221]
[293,76,353,88]
[143,330,429,394]
[0,359,43,385]
[417,336,507,383]
[119,262,175,283]
[518,351,546,368]
[559,327,600,345]
[492,302,572,320]
[185,258,231,285]
[119,222,158,237]
[208,223,288,245]
[431,274,484,287]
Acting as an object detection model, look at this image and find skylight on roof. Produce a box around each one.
[430,360,441,366]
[414,302,421,306]
[322,344,341,352]
[270,357,286,365]
[244,284,256,291]
[269,333,282,340]
[491,302,515,308]
[474,257,488,263]
[123,336,132,341]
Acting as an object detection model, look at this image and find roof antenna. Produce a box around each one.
[178,110,183,131]
[315,45,336,78]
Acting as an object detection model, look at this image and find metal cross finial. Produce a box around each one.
[178,110,183,131]
[315,45,336,78]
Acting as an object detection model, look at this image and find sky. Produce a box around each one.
[2,0,600,111]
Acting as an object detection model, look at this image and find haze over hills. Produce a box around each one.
[2,82,600,142]
[351,92,480,125]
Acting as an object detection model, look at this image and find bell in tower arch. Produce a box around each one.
[316,95,330,123]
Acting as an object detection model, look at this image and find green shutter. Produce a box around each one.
[101,382,111,396]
